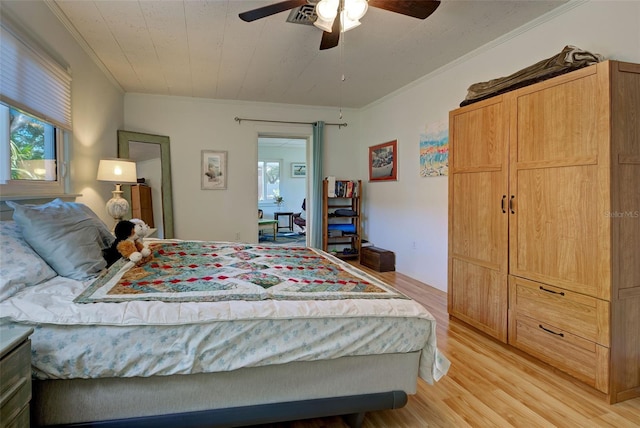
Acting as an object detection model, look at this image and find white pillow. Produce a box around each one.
[6,199,114,280]
[0,220,57,300]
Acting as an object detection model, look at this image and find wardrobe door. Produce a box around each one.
[448,96,510,342]
[508,66,610,300]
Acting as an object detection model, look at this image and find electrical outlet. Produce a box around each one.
[235,232,240,241]
[412,241,417,250]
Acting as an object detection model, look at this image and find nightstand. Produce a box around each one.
[0,326,33,428]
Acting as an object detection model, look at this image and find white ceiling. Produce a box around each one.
[49,0,568,109]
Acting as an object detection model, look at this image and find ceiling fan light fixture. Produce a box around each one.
[344,0,368,21]
[340,11,361,32]
[316,0,339,20]
[314,15,336,32]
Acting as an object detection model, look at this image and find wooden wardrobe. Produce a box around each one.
[448,60,639,403]
[131,184,155,227]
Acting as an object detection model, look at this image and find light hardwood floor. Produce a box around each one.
[253,265,640,428]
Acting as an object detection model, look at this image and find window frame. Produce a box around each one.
[258,158,283,206]
[0,103,67,196]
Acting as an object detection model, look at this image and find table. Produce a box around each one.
[258,219,278,241]
[274,212,294,232]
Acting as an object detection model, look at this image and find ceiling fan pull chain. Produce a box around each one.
[338,28,344,120]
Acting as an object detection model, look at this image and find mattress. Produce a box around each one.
[0,242,449,383]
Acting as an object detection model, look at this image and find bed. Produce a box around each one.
[0,199,449,427]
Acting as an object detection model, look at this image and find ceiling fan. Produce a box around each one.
[239,0,441,50]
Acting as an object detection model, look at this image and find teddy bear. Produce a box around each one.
[104,220,152,266]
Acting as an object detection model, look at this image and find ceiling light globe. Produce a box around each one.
[314,17,335,32]
[345,0,368,21]
[340,11,361,32]
[316,0,339,20]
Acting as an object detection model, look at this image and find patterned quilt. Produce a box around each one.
[75,241,407,303]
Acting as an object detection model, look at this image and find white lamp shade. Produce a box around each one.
[97,159,137,183]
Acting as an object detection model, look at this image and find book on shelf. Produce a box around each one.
[327,176,336,197]
[332,180,359,198]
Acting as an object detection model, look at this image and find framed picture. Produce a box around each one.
[291,162,306,178]
[201,150,227,190]
[369,140,397,182]
[420,120,449,177]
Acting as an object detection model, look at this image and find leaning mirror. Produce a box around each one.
[117,130,174,239]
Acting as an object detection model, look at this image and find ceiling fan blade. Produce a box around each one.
[239,0,308,22]
[319,15,341,50]
[367,0,441,20]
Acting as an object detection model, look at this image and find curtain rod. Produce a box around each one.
[234,116,347,128]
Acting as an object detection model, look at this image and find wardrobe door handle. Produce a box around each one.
[501,195,507,213]
[509,195,515,214]
[540,286,565,296]
[539,324,564,337]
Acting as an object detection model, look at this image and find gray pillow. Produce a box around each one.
[0,220,57,300]
[6,199,115,280]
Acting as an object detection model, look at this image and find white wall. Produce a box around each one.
[124,94,360,242]
[1,1,125,227]
[358,0,640,292]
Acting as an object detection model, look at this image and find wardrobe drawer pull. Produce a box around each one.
[539,324,564,337]
[539,286,565,296]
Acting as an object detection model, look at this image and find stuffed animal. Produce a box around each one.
[130,218,150,239]
[129,218,151,252]
[104,220,152,266]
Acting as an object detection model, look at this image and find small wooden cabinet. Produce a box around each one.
[0,326,34,428]
[131,184,155,227]
[448,60,640,403]
[361,247,395,272]
[322,179,362,260]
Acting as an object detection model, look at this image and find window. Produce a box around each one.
[0,104,65,194]
[5,106,57,180]
[258,160,281,204]
[0,18,71,195]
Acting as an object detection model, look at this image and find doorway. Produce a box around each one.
[257,136,309,244]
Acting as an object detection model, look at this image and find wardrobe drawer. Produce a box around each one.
[510,314,609,393]
[509,276,609,346]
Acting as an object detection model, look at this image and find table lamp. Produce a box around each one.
[97,159,137,226]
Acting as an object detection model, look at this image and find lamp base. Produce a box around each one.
[106,186,130,228]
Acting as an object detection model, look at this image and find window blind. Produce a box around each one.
[0,22,72,130]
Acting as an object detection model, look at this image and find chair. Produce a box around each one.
[258,209,277,241]
[292,199,306,233]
